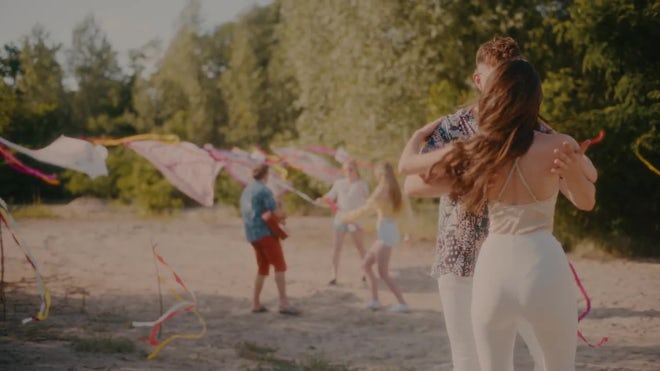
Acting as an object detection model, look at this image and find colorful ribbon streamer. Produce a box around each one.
[567,131,608,346]
[582,130,605,146]
[569,262,608,347]
[0,199,51,323]
[0,144,59,185]
[131,243,206,360]
[91,134,180,147]
[632,130,659,176]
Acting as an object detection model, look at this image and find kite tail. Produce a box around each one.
[131,243,206,359]
[0,199,52,323]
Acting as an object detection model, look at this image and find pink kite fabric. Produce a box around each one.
[126,141,223,207]
[306,145,373,169]
[205,146,290,198]
[305,145,352,164]
[205,146,258,186]
[272,146,342,184]
[0,135,108,178]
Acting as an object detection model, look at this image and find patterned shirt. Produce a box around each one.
[422,108,488,277]
[240,180,278,243]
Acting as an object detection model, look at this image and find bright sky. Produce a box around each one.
[0,0,270,70]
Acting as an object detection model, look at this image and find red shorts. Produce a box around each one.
[251,235,287,275]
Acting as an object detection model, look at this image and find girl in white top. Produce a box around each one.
[317,159,369,285]
[400,59,597,370]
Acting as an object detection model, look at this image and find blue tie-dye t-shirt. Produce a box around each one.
[240,180,277,243]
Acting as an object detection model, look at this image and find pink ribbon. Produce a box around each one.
[569,262,608,347]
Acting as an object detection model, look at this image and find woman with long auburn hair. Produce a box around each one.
[340,161,413,313]
[400,59,597,370]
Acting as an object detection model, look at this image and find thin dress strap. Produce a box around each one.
[515,160,539,202]
[496,158,519,201]
[496,158,539,202]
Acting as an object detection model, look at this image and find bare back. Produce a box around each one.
[487,132,570,204]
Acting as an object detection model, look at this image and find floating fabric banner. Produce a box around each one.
[0,144,59,185]
[248,147,289,179]
[126,141,224,207]
[132,243,206,360]
[0,135,108,179]
[272,146,342,184]
[306,145,373,169]
[0,199,51,324]
[206,146,261,186]
[205,146,291,198]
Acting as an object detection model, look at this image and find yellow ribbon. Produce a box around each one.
[633,130,660,176]
[92,134,180,146]
[132,243,206,359]
[146,307,207,360]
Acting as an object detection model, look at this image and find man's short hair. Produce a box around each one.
[476,36,522,67]
[253,164,269,180]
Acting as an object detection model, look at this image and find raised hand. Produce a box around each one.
[550,141,586,179]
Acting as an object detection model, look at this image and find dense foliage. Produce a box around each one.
[1,0,658,255]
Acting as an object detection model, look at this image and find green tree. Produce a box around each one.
[138,0,226,145]
[541,0,660,255]
[67,14,127,135]
[0,27,70,202]
[13,25,67,145]
[277,0,556,163]
[0,44,19,134]
[220,3,298,148]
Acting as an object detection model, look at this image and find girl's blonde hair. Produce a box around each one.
[376,161,402,212]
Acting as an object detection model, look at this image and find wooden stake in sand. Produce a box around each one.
[152,241,164,339]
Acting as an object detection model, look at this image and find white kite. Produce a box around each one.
[0,135,108,178]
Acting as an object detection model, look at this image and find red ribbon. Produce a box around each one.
[581,130,605,146]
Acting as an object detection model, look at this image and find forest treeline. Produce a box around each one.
[0,0,658,256]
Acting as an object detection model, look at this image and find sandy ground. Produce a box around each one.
[0,199,658,370]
